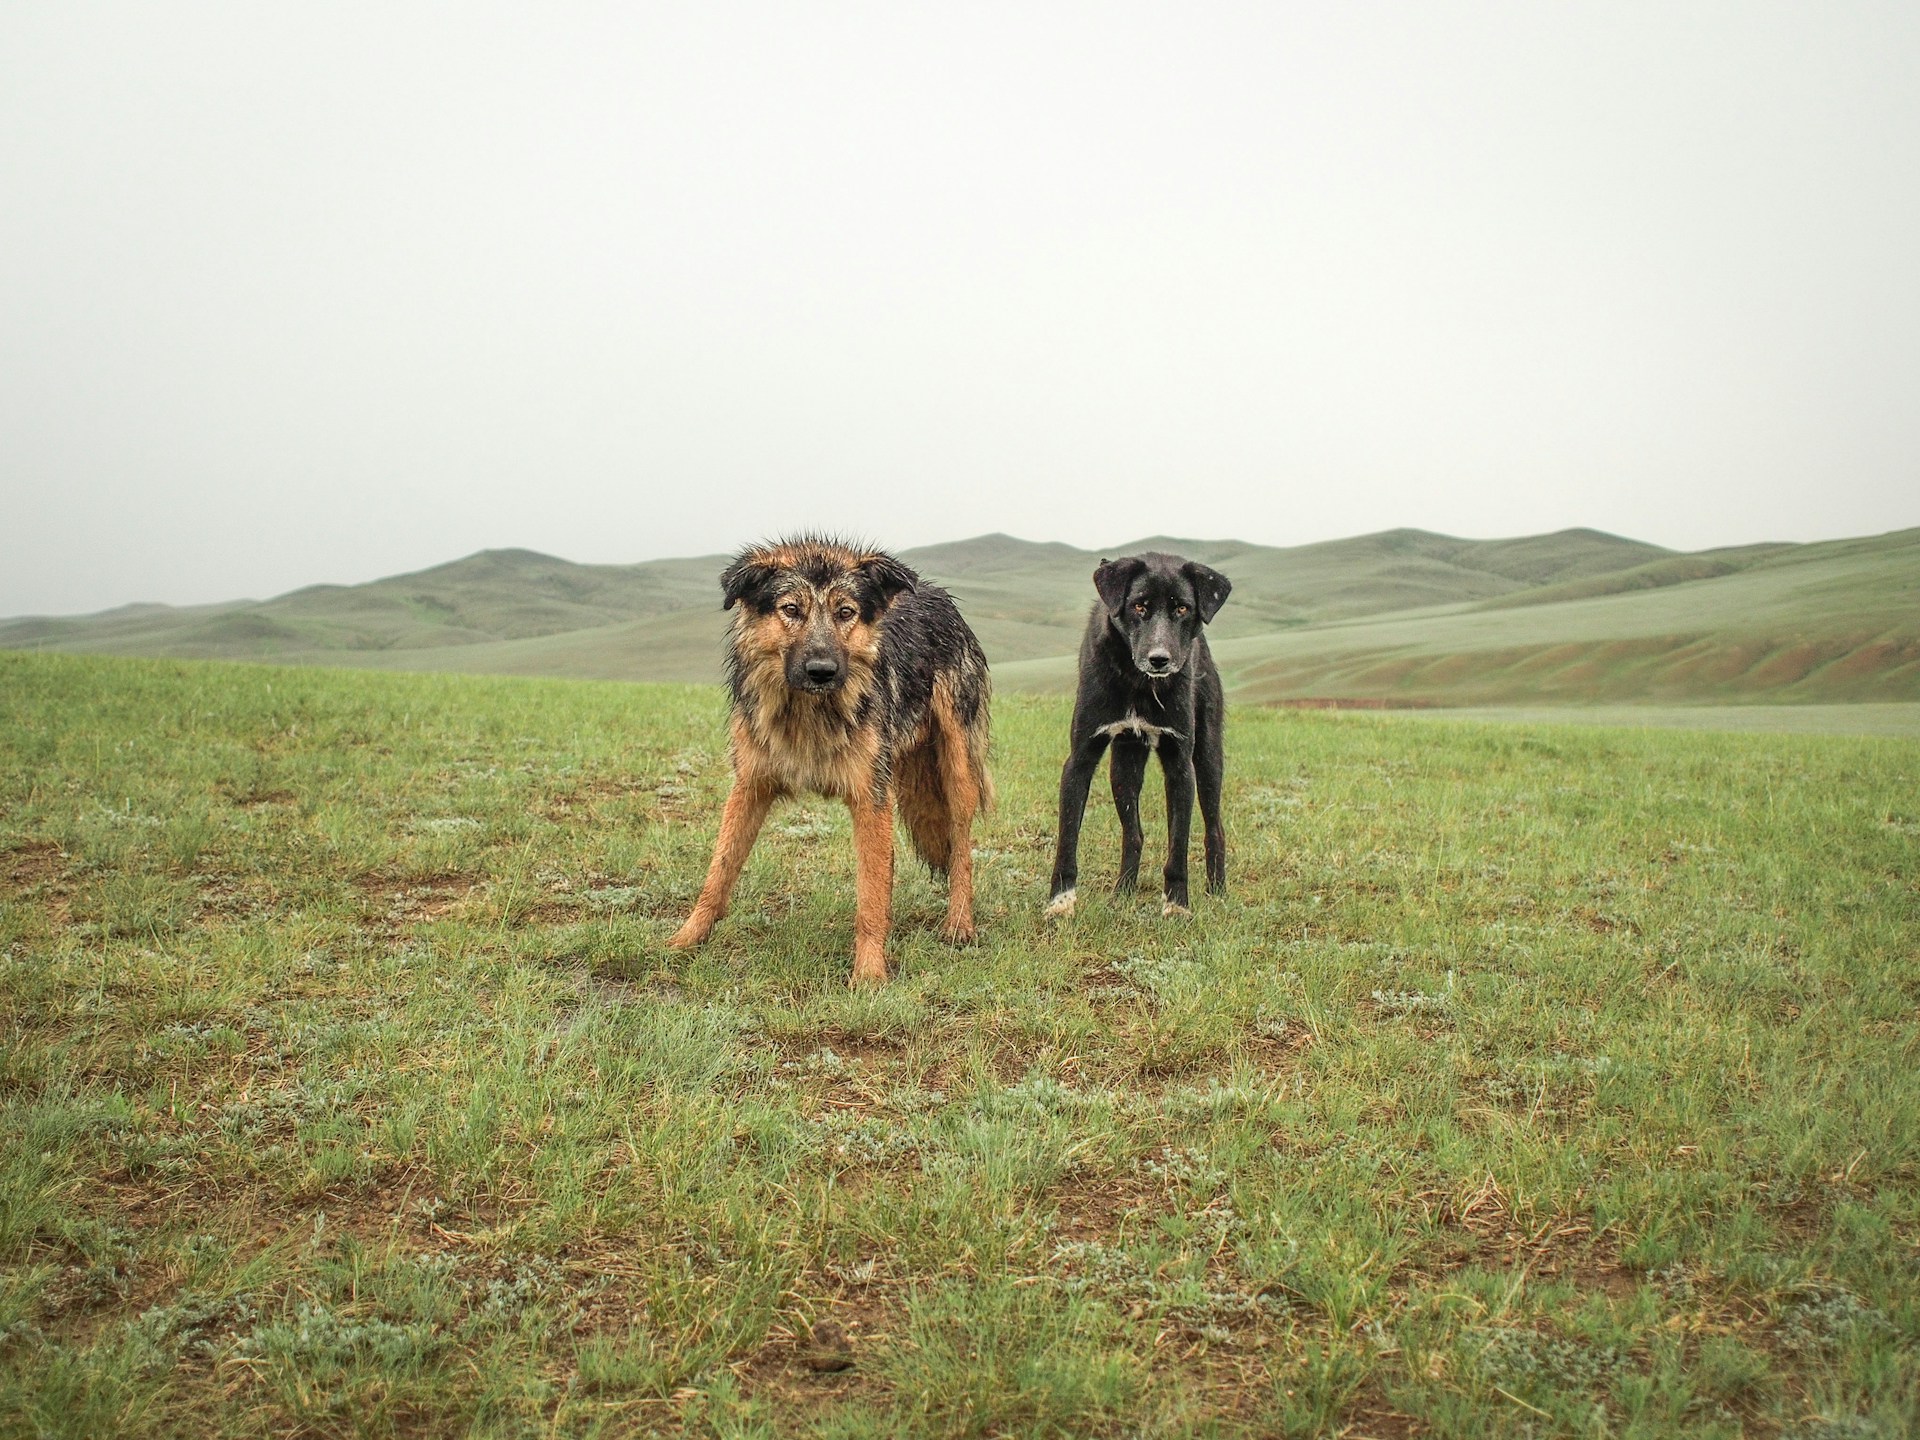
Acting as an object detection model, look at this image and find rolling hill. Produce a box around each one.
[5,525,1916,706]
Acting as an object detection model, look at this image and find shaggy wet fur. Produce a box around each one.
[1047,551,1230,918]
[669,536,992,984]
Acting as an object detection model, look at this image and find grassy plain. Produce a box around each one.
[2,652,1917,1438]
[1391,705,1920,740]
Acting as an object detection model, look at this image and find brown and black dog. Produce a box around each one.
[667,536,992,984]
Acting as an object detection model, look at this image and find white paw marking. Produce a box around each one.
[1161,900,1192,918]
[1045,889,1077,917]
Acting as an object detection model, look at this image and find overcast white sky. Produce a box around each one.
[3,3,1917,615]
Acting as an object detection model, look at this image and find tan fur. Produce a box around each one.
[848,792,894,985]
[666,776,777,949]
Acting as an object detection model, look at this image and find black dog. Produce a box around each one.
[1047,552,1231,918]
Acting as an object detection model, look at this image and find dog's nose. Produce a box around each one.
[1146,649,1172,672]
[804,658,841,684]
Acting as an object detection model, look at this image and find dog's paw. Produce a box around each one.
[665,922,706,950]
[1044,889,1077,918]
[849,957,891,988]
[1160,900,1192,919]
[941,914,977,945]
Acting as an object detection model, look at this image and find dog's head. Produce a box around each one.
[721,537,917,696]
[1093,552,1231,680]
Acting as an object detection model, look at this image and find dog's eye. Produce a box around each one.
[1174,603,1189,616]
[779,602,803,619]
[835,606,857,623]
[1132,601,1148,615]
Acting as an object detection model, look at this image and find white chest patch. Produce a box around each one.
[1096,714,1182,750]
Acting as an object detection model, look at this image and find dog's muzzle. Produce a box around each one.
[797,657,844,692]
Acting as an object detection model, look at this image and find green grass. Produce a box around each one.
[2,651,1917,1437]
[1390,704,1920,739]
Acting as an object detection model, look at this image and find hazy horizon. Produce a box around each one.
[5,3,1917,616]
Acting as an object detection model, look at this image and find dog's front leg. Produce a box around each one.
[1159,744,1197,916]
[1195,722,1227,896]
[1109,738,1150,894]
[668,778,776,949]
[848,790,895,985]
[1047,731,1109,916]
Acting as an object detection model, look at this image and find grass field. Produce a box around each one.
[1391,705,1920,740]
[3,652,1917,1438]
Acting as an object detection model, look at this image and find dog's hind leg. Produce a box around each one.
[1194,716,1226,896]
[847,790,896,985]
[1158,745,1196,916]
[933,697,982,943]
[669,778,777,949]
[1109,738,1149,894]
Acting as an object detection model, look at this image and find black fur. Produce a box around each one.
[719,556,777,612]
[1047,551,1230,914]
[855,580,995,773]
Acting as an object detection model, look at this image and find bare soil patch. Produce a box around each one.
[1046,1169,1162,1244]
[540,776,652,822]
[2,839,75,926]
[353,870,487,925]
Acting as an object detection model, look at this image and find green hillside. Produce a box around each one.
[0,527,1670,678]
[1123,527,1673,628]
[5,525,1917,705]
[905,528,1672,646]
[1205,527,1920,706]
[1475,544,1799,611]
[0,548,730,662]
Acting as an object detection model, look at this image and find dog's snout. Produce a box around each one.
[1145,648,1173,672]
[804,657,842,684]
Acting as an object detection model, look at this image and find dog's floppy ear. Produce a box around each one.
[1093,556,1145,615]
[853,554,918,613]
[720,557,780,611]
[1182,560,1232,623]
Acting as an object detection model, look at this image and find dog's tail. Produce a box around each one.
[965,702,994,815]
[894,742,953,874]
[959,655,994,814]
[896,680,993,874]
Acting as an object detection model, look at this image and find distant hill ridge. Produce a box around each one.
[4,525,1915,705]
